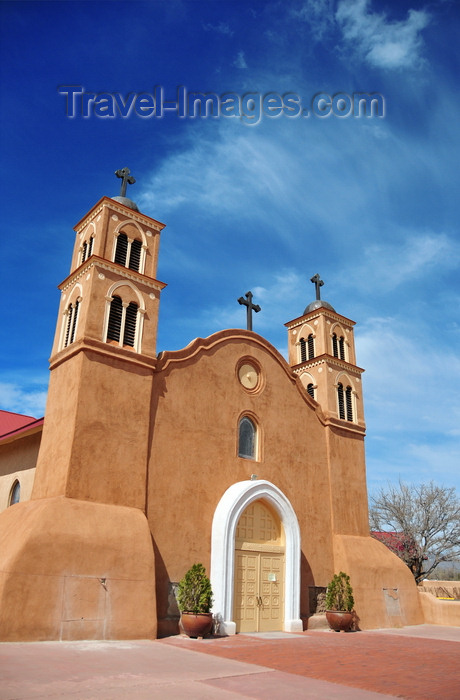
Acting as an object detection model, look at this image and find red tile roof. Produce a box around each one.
[0,409,43,439]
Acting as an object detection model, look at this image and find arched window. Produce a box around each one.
[238,416,257,460]
[307,333,314,359]
[114,233,129,266]
[337,382,345,419]
[332,333,345,360]
[128,239,142,271]
[114,232,143,273]
[299,338,307,363]
[63,299,80,348]
[106,295,138,348]
[9,480,20,506]
[123,302,138,347]
[345,386,353,421]
[80,236,94,265]
[338,383,353,421]
[307,383,315,399]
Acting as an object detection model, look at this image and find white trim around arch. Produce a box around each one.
[210,479,303,635]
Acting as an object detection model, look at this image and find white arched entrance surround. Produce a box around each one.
[211,480,303,635]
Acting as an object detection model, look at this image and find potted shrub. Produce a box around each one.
[325,571,354,632]
[177,563,214,638]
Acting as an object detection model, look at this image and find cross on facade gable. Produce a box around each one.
[237,291,261,331]
[115,167,136,197]
[310,273,324,300]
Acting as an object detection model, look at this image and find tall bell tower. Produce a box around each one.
[0,170,165,641]
[33,169,166,506]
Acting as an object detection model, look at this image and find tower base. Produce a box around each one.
[0,496,156,641]
[333,534,424,629]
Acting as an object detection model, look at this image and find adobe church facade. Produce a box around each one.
[0,173,423,640]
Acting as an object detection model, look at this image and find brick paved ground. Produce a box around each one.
[161,629,460,700]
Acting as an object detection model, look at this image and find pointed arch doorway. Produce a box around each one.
[234,500,285,632]
[211,480,303,635]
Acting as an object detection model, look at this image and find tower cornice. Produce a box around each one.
[74,196,166,234]
[285,308,356,330]
[58,256,167,294]
[292,354,364,376]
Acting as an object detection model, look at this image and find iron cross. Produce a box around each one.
[310,273,324,300]
[238,291,261,331]
[115,167,136,197]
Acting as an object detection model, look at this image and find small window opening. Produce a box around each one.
[9,480,20,506]
[114,233,128,266]
[106,295,138,349]
[299,338,307,363]
[128,239,142,272]
[345,386,353,421]
[238,416,256,459]
[307,383,315,399]
[307,334,314,360]
[63,300,80,348]
[337,382,345,419]
[123,302,138,347]
[107,295,123,342]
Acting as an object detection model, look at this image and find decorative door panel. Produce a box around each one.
[234,550,284,632]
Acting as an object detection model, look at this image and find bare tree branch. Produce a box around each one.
[369,481,460,584]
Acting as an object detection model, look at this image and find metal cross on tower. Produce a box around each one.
[237,291,261,331]
[115,167,136,197]
[310,273,324,300]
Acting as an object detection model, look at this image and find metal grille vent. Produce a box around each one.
[128,239,142,272]
[107,296,123,342]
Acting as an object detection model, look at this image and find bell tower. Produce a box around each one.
[285,274,368,537]
[0,170,164,641]
[285,274,365,429]
[33,169,166,506]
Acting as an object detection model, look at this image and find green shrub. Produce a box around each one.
[177,563,213,613]
[325,571,354,611]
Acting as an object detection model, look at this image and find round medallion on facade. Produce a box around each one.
[237,360,261,392]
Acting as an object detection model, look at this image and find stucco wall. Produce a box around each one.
[0,497,156,641]
[148,332,340,635]
[0,432,40,512]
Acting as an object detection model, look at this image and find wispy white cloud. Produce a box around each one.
[336,0,431,69]
[290,0,335,39]
[0,381,47,418]
[202,21,234,37]
[356,233,460,293]
[197,269,305,348]
[233,50,247,69]
[356,316,460,438]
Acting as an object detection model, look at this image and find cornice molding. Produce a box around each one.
[49,337,157,372]
[74,197,165,233]
[58,257,167,293]
[292,354,364,375]
[285,309,356,329]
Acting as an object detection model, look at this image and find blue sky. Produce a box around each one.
[0,0,459,495]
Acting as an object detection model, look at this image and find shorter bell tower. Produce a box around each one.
[285,274,365,431]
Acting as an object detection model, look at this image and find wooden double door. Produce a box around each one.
[234,550,284,632]
[233,500,285,633]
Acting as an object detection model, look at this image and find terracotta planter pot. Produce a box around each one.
[326,610,353,632]
[181,612,213,638]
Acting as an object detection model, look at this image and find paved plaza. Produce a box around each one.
[1,625,459,699]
